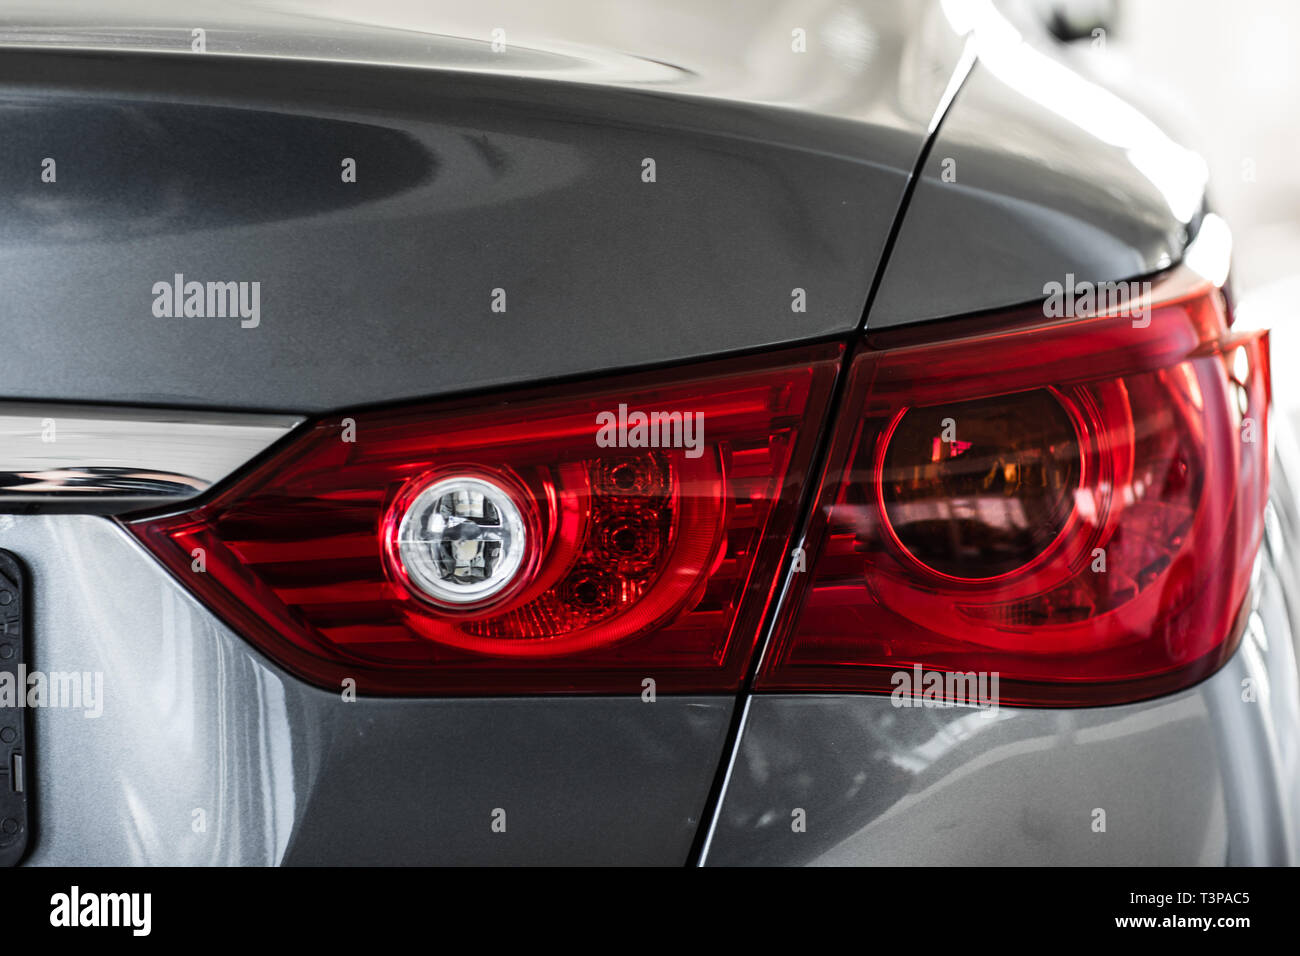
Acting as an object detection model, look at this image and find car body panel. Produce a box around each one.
[870,33,1205,327]
[0,0,965,413]
[0,0,964,111]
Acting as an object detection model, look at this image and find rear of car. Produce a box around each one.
[1,0,1296,866]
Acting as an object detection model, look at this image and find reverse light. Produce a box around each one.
[388,472,533,608]
[759,266,1270,706]
[129,346,841,695]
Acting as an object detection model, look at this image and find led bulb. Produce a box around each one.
[395,475,527,607]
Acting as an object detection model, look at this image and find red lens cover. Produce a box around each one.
[129,345,841,695]
[760,269,1270,706]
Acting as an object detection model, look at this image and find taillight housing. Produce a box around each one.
[129,346,840,695]
[759,268,1270,706]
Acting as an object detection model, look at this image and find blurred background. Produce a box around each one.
[1039,0,1300,427]
[1111,0,1300,295]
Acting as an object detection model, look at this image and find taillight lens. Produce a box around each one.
[760,269,1270,706]
[130,346,840,695]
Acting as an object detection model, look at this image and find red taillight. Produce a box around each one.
[129,346,840,695]
[760,268,1270,706]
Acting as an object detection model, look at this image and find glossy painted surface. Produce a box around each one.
[0,0,964,112]
[6,514,732,865]
[870,8,1205,326]
[0,1,965,413]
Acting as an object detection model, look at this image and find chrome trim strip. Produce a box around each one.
[0,403,302,513]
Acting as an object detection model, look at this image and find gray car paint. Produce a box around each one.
[0,1,965,413]
[870,27,1205,326]
[6,513,732,865]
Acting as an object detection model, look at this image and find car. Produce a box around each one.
[1,0,1296,868]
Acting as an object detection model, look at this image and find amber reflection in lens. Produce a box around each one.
[880,389,1081,579]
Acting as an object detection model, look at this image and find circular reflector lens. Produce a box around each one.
[395,475,529,607]
[879,389,1081,579]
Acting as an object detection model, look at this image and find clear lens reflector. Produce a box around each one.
[392,474,529,607]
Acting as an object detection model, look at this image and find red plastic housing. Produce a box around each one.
[759,268,1270,706]
[129,345,840,695]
